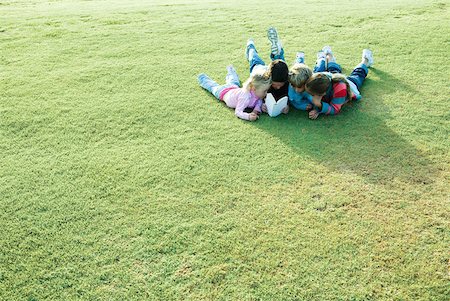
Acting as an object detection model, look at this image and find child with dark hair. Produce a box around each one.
[245,27,290,114]
[305,47,374,119]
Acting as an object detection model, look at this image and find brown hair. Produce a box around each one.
[305,73,353,101]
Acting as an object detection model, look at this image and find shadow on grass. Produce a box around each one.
[367,67,418,94]
[253,68,436,187]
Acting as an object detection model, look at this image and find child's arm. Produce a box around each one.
[292,99,312,111]
[254,98,263,114]
[288,89,313,111]
[314,82,347,115]
[251,99,263,119]
[317,98,345,115]
[234,94,252,121]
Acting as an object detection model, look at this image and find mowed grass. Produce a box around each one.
[1,0,449,300]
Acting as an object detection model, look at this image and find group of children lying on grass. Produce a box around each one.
[198,27,374,121]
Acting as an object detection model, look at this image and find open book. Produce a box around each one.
[265,93,288,117]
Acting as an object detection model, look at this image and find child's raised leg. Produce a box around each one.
[322,46,342,74]
[295,51,305,64]
[313,50,327,72]
[198,74,223,100]
[346,64,368,91]
[267,27,285,61]
[347,49,373,91]
[246,39,266,73]
[225,65,240,87]
[345,50,373,100]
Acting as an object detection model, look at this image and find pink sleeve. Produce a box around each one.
[234,93,250,120]
[254,98,263,113]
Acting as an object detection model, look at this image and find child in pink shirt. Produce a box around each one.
[198,65,271,121]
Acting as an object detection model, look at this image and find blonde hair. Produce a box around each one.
[288,63,312,88]
[243,69,272,92]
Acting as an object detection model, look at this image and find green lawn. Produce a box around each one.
[1,0,449,300]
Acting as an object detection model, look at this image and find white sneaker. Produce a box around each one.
[246,38,256,61]
[362,49,374,67]
[317,50,326,60]
[322,45,332,55]
[267,27,282,56]
[322,45,336,63]
[296,51,305,64]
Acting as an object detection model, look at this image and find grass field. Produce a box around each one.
[1,0,449,300]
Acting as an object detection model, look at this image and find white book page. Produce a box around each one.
[265,93,288,117]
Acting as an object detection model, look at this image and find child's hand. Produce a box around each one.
[249,112,259,121]
[282,105,289,114]
[261,103,268,113]
[309,110,320,120]
[306,104,313,111]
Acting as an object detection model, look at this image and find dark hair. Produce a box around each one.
[305,73,352,101]
[267,59,288,82]
[305,73,331,96]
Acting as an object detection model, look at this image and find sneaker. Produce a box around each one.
[322,45,336,63]
[296,51,305,64]
[267,27,282,56]
[362,49,374,67]
[246,38,256,61]
[317,50,326,60]
[226,65,237,75]
[197,73,209,86]
[226,65,239,85]
[322,45,332,55]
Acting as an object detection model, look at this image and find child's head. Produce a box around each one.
[267,59,288,90]
[288,63,312,93]
[305,73,352,100]
[243,70,272,99]
[305,73,330,97]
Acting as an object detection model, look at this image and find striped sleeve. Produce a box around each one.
[320,82,347,115]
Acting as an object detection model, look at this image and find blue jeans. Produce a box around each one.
[198,70,240,100]
[346,63,368,91]
[313,58,342,73]
[247,44,285,73]
[313,58,368,95]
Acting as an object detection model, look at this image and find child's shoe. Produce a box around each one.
[246,38,256,61]
[362,49,374,67]
[226,65,240,86]
[296,51,305,64]
[316,50,326,60]
[322,45,336,62]
[267,27,282,56]
[322,45,332,55]
[226,65,237,76]
[198,73,209,87]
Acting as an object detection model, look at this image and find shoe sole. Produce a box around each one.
[363,50,374,67]
[267,28,279,55]
[246,40,256,60]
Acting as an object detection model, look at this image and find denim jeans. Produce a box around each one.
[247,44,285,73]
[198,71,240,100]
[346,63,368,91]
[313,58,342,73]
[313,57,368,98]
